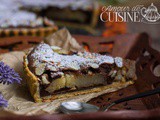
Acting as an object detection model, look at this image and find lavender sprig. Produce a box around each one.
[0,94,8,107]
[0,62,22,85]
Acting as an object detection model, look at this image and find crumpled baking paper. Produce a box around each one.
[0,29,123,116]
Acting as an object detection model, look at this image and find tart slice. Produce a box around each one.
[24,43,137,102]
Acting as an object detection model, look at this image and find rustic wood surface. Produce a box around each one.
[0,33,160,119]
[0,33,139,58]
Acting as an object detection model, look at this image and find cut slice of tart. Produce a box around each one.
[23,43,137,102]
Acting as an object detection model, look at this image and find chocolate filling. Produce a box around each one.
[40,84,107,98]
[38,64,114,97]
[40,63,113,83]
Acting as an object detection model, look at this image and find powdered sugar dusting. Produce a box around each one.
[114,57,123,68]
[28,43,123,72]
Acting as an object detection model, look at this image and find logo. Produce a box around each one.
[141,3,160,23]
[100,3,160,24]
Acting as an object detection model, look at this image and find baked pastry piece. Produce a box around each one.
[0,2,58,37]
[20,0,99,33]
[24,43,137,102]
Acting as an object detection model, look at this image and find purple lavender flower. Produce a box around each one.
[0,94,8,107]
[0,62,22,85]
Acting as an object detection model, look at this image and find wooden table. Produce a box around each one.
[0,33,160,119]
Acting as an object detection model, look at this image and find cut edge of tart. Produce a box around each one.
[23,43,137,102]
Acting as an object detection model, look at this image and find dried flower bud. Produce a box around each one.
[0,94,8,107]
[0,62,22,84]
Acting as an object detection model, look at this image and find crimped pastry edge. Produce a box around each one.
[0,19,58,37]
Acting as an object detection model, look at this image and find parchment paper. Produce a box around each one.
[0,29,118,116]
[44,28,84,52]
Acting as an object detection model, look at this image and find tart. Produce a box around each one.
[0,3,58,37]
[20,0,99,33]
[23,43,137,102]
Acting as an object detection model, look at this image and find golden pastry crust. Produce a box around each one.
[0,20,58,37]
[42,81,134,102]
[24,55,42,102]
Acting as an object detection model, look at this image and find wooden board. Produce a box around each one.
[0,33,160,119]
